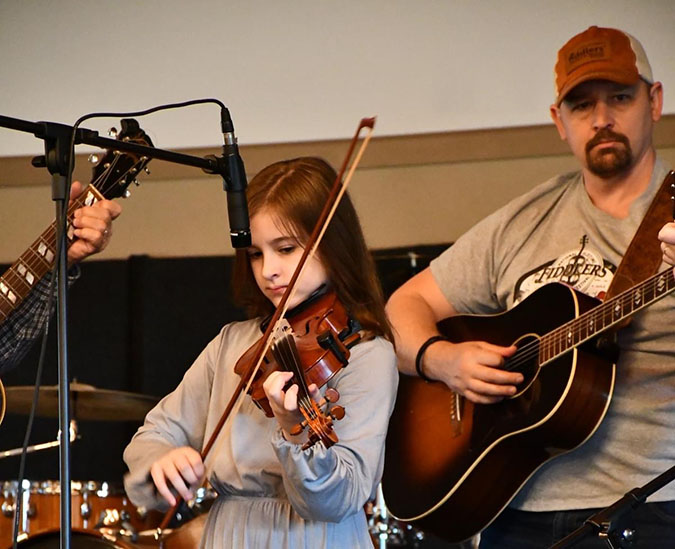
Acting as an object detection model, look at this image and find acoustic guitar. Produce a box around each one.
[0,118,152,425]
[382,268,675,543]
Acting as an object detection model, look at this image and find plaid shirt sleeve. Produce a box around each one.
[0,267,79,375]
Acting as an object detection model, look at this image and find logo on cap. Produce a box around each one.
[568,42,608,67]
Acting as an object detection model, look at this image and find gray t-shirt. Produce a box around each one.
[430,160,675,511]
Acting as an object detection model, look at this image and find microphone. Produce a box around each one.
[220,107,251,248]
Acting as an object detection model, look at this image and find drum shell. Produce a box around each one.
[11,528,136,548]
[0,481,161,547]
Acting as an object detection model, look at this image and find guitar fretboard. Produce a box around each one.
[539,269,675,365]
[0,186,104,323]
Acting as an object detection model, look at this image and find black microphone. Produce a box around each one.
[220,107,251,248]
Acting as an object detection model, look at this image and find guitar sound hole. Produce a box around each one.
[506,334,540,398]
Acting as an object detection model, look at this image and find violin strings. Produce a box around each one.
[274,334,317,419]
[274,333,335,443]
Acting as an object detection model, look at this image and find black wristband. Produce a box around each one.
[415,335,448,382]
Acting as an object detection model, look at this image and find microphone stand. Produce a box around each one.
[0,113,233,548]
[551,464,675,548]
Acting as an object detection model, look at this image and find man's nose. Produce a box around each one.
[592,100,615,131]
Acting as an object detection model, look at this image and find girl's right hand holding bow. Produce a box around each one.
[150,446,205,506]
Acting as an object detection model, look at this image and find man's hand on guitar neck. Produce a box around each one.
[659,222,675,276]
[67,181,122,266]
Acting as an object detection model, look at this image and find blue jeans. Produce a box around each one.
[479,501,675,548]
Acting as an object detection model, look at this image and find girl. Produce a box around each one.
[123,157,398,548]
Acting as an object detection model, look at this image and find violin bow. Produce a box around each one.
[155,118,376,535]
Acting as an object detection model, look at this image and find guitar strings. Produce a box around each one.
[491,275,668,373]
[541,270,674,363]
[0,156,120,315]
[0,152,140,306]
[500,271,674,374]
[7,153,120,275]
[0,153,149,330]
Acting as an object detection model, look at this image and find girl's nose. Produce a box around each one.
[261,254,280,280]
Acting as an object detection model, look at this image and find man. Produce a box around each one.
[0,181,121,372]
[387,27,675,547]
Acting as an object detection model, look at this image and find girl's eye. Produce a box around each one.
[247,250,262,259]
[279,246,296,254]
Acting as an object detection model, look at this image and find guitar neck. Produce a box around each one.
[0,185,104,323]
[540,268,675,365]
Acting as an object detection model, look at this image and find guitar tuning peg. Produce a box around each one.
[88,154,99,164]
[124,189,132,198]
[108,127,118,138]
[144,167,151,175]
[133,179,140,186]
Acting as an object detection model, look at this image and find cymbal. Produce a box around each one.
[4,382,159,421]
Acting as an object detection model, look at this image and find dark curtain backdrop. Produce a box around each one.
[0,246,447,484]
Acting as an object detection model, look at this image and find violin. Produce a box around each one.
[233,288,361,448]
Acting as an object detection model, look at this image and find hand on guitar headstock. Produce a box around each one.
[66,118,153,265]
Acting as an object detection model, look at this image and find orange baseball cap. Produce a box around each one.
[554,26,653,105]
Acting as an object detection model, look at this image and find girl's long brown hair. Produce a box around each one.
[233,157,393,342]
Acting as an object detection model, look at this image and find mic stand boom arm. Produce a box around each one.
[0,114,228,176]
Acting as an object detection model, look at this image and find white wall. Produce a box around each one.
[1,0,674,157]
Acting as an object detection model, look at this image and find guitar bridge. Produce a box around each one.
[449,391,463,437]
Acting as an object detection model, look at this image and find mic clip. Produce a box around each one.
[202,154,227,178]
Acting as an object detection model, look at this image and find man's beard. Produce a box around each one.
[585,128,633,178]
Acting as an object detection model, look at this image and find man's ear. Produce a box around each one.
[550,104,567,141]
[648,81,663,123]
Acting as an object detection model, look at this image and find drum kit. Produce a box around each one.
[0,382,432,548]
[0,383,214,549]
